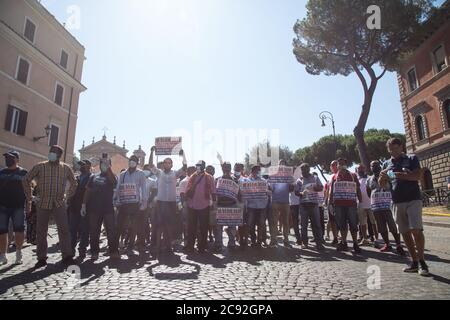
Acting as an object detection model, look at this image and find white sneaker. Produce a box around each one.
[15,251,23,265]
[0,254,7,265]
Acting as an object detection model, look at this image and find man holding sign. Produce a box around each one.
[330,158,362,254]
[242,166,269,248]
[215,162,242,250]
[268,160,295,247]
[295,163,324,250]
[367,161,404,255]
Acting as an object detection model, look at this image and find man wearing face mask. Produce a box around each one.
[185,161,216,253]
[329,158,362,254]
[246,165,269,248]
[367,161,404,256]
[149,147,187,254]
[142,164,158,248]
[114,155,148,256]
[83,157,119,260]
[23,145,78,268]
[233,162,248,248]
[0,151,27,265]
[67,160,92,260]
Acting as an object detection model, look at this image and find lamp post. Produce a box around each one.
[319,111,337,155]
[33,125,52,142]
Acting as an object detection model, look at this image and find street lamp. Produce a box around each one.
[319,111,337,155]
[33,125,52,142]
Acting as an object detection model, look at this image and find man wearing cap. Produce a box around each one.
[114,155,148,256]
[0,151,28,265]
[67,160,92,259]
[23,145,78,268]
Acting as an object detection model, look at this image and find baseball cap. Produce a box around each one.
[3,150,20,159]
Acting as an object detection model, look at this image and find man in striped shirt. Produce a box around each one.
[23,145,78,268]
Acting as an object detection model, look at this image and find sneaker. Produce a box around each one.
[332,239,339,245]
[62,257,77,266]
[418,260,430,277]
[14,251,23,265]
[353,244,361,254]
[296,239,302,246]
[34,259,47,269]
[91,253,99,261]
[325,236,330,242]
[379,244,392,253]
[269,241,278,247]
[396,246,406,256]
[283,240,291,248]
[0,254,7,265]
[359,239,370,246]
[110,252,121,260]
[301,244,309,250]
[227,242,236,249]
[336,243,345,252]
[403,261,419,273]
[316,244,325,251]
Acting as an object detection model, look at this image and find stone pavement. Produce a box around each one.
[1,225,450,300]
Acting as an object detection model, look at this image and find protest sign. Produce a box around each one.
[216,207,243,226]
[333,181,357,201]
[241,180,268,200]
[268,166,294,184]
[155,137,182,156]
[216,178,239,201]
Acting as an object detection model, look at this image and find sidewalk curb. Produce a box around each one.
[423,221,450,229]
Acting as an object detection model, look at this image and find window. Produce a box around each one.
[416,115,426,141]
[54,83,64,106]
[432,45,447,73]
[4,105,28,136]
[407,68,418,92]
[48,125,59,146]
[423,169,434,191]
[16,57,30,85]
[24,18,36,43]
[60,50,68,69]
[444,100,450,129]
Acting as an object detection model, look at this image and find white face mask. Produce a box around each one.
[143,170,151,178]
[48,152,58,162]
[129,161,137,169]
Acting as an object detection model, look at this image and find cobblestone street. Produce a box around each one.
[1,224,449,300]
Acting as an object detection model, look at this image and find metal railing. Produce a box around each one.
[422,187,450,207]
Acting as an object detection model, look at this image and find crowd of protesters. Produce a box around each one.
[0,137,429,276]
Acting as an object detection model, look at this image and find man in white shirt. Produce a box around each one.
[356,164,378,246]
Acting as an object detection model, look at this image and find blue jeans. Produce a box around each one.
[248,208,266,245]
[68,207,89,254]
[299,205,322,245]
[0,206,25,235]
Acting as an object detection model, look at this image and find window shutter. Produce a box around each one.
[24,19,36,43]
[60,50,68,69]
[17,59,29,85]
[4,105,13,131]
[49,125,59,146]
[55,84,64,106]
[17,110,28,136]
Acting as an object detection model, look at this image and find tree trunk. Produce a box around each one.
[316,165,329,183]
[354,81,377,171]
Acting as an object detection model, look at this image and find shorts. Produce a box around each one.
[392,200,423,234]
[358,208,376,226]
[373,210,398,235]
[334,206,358,233]
[0,206,25,234]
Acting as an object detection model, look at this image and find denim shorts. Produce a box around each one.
[334,205,358,233]
[0,205,25,234]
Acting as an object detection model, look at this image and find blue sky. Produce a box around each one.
[42,0,407,168]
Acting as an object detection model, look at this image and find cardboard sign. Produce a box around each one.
[371,191,392,212]
[118,183,138,204]
[241,180,268,200]
[268,166,294,184]
[155,137,182,156]
[333,181,357,201]
[216,207,243,226]
[216,178,239,201]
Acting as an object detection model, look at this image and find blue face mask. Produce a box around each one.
[235,172,241,178]
[48,153,58,162]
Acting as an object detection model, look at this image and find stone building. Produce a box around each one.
[397,1,450,190]
[0,0,86,169]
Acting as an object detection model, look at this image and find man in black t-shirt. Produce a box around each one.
[0,151,27,265]
[83,158,119,260]
[381,138,428,276]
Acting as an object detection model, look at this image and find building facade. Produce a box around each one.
[0,0,86,170]
[79,136,147,175]
[397,2,450,190]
